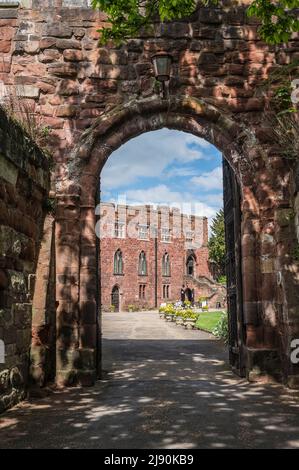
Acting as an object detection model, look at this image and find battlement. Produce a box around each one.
[99,202,209,246]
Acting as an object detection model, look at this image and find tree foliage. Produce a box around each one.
[92,0,299,45]
[91,0,212,44]
[247,0,299,45]
[208,209,226,280]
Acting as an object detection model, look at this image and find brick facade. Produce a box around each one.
[0,1,299,390]
[99,203,217,312]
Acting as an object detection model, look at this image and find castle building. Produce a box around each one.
[99,203,226,311]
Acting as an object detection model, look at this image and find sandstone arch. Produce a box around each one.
[0,1,298,393]
[55,95,287,387]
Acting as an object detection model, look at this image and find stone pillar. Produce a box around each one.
[30,213,56,389]
[78,173,98,386]
[55,172,98,386]
[55,189,81,385]
[241,184,281,382]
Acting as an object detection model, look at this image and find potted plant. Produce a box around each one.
[183,310,198,330]
[198,296,208,312]
[176,314,184,326]
[159,305,166,319]
[164,304,176,321]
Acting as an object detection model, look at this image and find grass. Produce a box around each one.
[195,311,224,333]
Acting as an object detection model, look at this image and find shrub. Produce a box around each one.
[182,309,198,321]
[213,312,229,344]
[128,304,138,312]
[217,275,227,285]
[159,304,176,315]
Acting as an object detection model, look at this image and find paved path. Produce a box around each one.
[1,311,299,449]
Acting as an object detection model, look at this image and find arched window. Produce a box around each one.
[114,249,123,275]
[186,255,195,276]
[162,253,171,277]
[138,251,147,276]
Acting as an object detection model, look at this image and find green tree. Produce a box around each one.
[208,209,226,281]
[91,0,213,44]
[247,0,299,45]
[92,0,299,46]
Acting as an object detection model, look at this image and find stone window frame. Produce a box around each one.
[162,252,171,277]
[161,227,172,243]
[139,284,146,300]
[185,230,194,243]
[114,249,124,275]
[138,251,147,276]
[162,284,170,299]
[138,224,149,241]
[186,254,195,276]
[114,222,125,239]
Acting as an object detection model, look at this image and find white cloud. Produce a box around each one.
[200,192,224,207]
[101,129,214,191]
[163,166,198,178]
[191,166,223,191]
[110,184,218,219]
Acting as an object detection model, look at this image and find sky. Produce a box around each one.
[100,129,223,225]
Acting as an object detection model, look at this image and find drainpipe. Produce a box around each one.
[155,235,158,308]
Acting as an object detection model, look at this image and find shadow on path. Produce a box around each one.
[1,313,299,449]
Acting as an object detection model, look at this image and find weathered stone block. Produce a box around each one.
[38,49,61,63]
[42,23,73,38]
[47,62,78,77]
[56,104,78,117]
[15,84,40,99]
[0,154,18,186]
[13,304,32,328]
[63,49,84,62]
[56,38,81,50]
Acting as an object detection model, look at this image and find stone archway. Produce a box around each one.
[0,0,299,406]
[55,94,289,387]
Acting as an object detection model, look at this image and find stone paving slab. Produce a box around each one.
[1,311,299,449]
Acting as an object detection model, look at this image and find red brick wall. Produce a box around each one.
[100,204,212,311]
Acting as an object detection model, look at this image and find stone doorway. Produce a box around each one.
[185,288,194,303]
[111,286,120,313]
[54,95,295,388]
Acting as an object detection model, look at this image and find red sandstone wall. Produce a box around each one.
[0,1,290,166]
[0,107,50,412]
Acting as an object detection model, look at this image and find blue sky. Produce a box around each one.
[101,129,223,222]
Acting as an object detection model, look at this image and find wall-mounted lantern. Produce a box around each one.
[151,52,173,99]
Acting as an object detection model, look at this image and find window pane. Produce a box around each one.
[115,222,125,238]
[138,225,149,240]
[161,228,171,243]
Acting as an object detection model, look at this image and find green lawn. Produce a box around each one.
[195,311,223,333]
